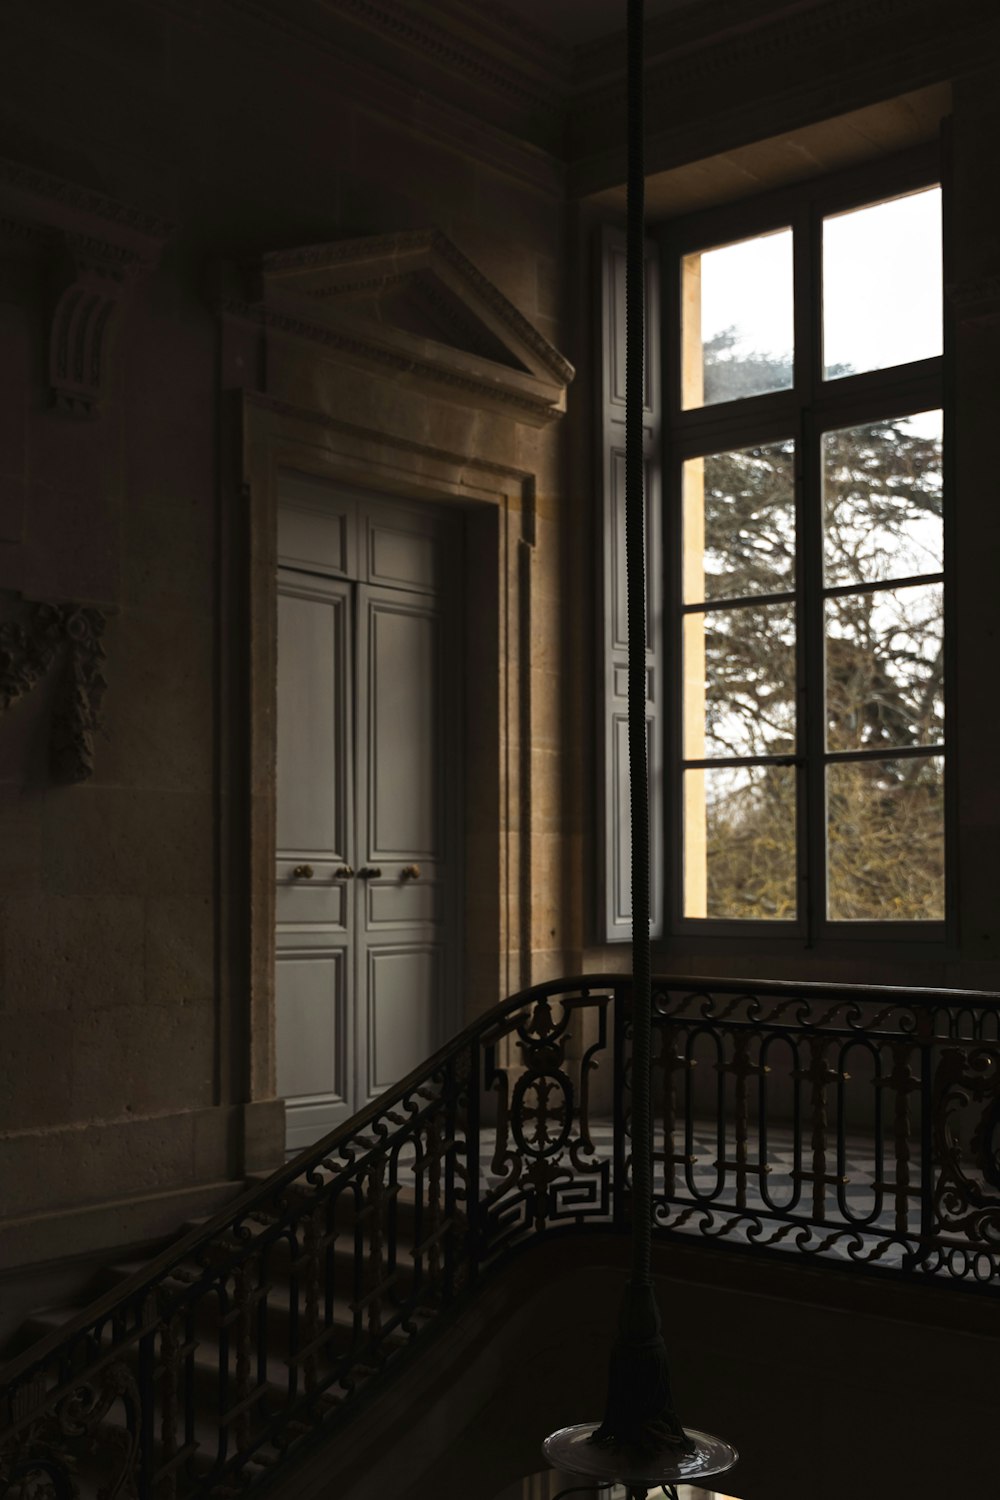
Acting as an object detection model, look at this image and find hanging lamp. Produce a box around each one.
[543,3,738,1494]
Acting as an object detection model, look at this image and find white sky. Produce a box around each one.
[697,186,942,378]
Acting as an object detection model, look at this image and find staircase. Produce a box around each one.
[2,973,1000,1500]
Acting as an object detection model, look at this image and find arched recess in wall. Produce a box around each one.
[218,230,574,1121]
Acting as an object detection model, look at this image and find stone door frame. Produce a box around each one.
[236,389,541,1121]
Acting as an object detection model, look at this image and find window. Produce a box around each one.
[664,157,945,936]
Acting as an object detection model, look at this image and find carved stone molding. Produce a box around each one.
[575,0,993,89]
[0,156,172,416]
[260,229,575,386]
[48,235,150,416]
[0,596,109,782]
[223,0,565,121]
[226,229,574,427]
[569,0,996,193]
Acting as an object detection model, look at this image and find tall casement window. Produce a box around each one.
[669,156,945,936]
[598,151,946,942]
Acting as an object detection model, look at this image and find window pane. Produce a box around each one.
[827,757,944,920]
[682,228,793,409]
[825,583,943,752]
[685,603,796,758]
[823,187,942,379]
[823,411,943,587]
[684,764,797,919]
[683,441,796,604]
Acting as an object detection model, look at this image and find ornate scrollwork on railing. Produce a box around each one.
[0,1361,141,1500]
[3,974,1000,1500]
[0,598,108,782]
[481,984,613,1256]
[931,1045,1000,1252]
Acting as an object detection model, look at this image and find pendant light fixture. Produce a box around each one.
[543,3,738,1493]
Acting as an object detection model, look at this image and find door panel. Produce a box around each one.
[364,504,443,594]
[368,880,441,925]
[365,945,441,1097]
[276,571,355,1143]
[277,474,356,579]
[276,950,351,1151]
[276,480,460,1146]
[276,582,351,861]
[364,594,441,858]
[356,582,451,1108]
[274,867,347,928]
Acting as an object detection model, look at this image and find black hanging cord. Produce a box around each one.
[591,0,693,1460]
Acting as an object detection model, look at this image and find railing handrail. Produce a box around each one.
[3,970,998,1389]
[0,974,607,1387]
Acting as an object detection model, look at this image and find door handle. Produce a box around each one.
[358,866,382,879]
[292,864,314,879]
[333,865,354,879]
[401,865,420,881]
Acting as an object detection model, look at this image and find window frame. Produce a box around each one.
[659,144,953,947]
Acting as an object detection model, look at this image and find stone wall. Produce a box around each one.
[0,0,570,1287]
[0,0,998,1317]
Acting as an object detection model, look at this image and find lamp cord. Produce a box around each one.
[590,0,692,1459]
[625,0,652,1290]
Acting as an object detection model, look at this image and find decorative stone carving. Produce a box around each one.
[0,155,172,416]
[0,597,109,782]
[226,228,574,428]
[48,235,149,416]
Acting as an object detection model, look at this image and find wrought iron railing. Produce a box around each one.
[3,973,1000,1500]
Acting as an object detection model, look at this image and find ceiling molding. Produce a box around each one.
[573,0,991,89]
[329,0,565,111]
[218,0,567,155]
[568,0,997,196]
[0,157,173,250]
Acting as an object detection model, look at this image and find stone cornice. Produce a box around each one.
[0,157,173,251]
[0,157,173,415]
[223,296,566,425]
[574,0,992,90]
[218,0,566,155]
[244,389,535,485]
[568,0,996,196]
[328,0,564,112]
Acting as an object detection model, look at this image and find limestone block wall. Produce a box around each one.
[0,0,572,1284]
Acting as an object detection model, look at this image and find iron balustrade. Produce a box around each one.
[2,974,1000,1500]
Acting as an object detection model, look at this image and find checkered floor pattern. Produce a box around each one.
[475,1121,920,1268]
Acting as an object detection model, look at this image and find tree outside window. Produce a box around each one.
[668,171,945,932]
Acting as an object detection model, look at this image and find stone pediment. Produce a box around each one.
[255,229,574,425]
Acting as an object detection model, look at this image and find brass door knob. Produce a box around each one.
[401,865,420,880]
[333,865,354,879]
[292,865,314,879]
[358,866,382,879]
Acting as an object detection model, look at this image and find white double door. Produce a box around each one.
[275,478,459,1152]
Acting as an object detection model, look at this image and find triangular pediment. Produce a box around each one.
[256,229,574,424]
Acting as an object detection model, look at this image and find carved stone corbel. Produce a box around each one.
[0,155,173,417]
[48,234,147,417]
[0,596,109,782]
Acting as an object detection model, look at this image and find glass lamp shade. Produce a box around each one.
[543,1423,738,1491]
